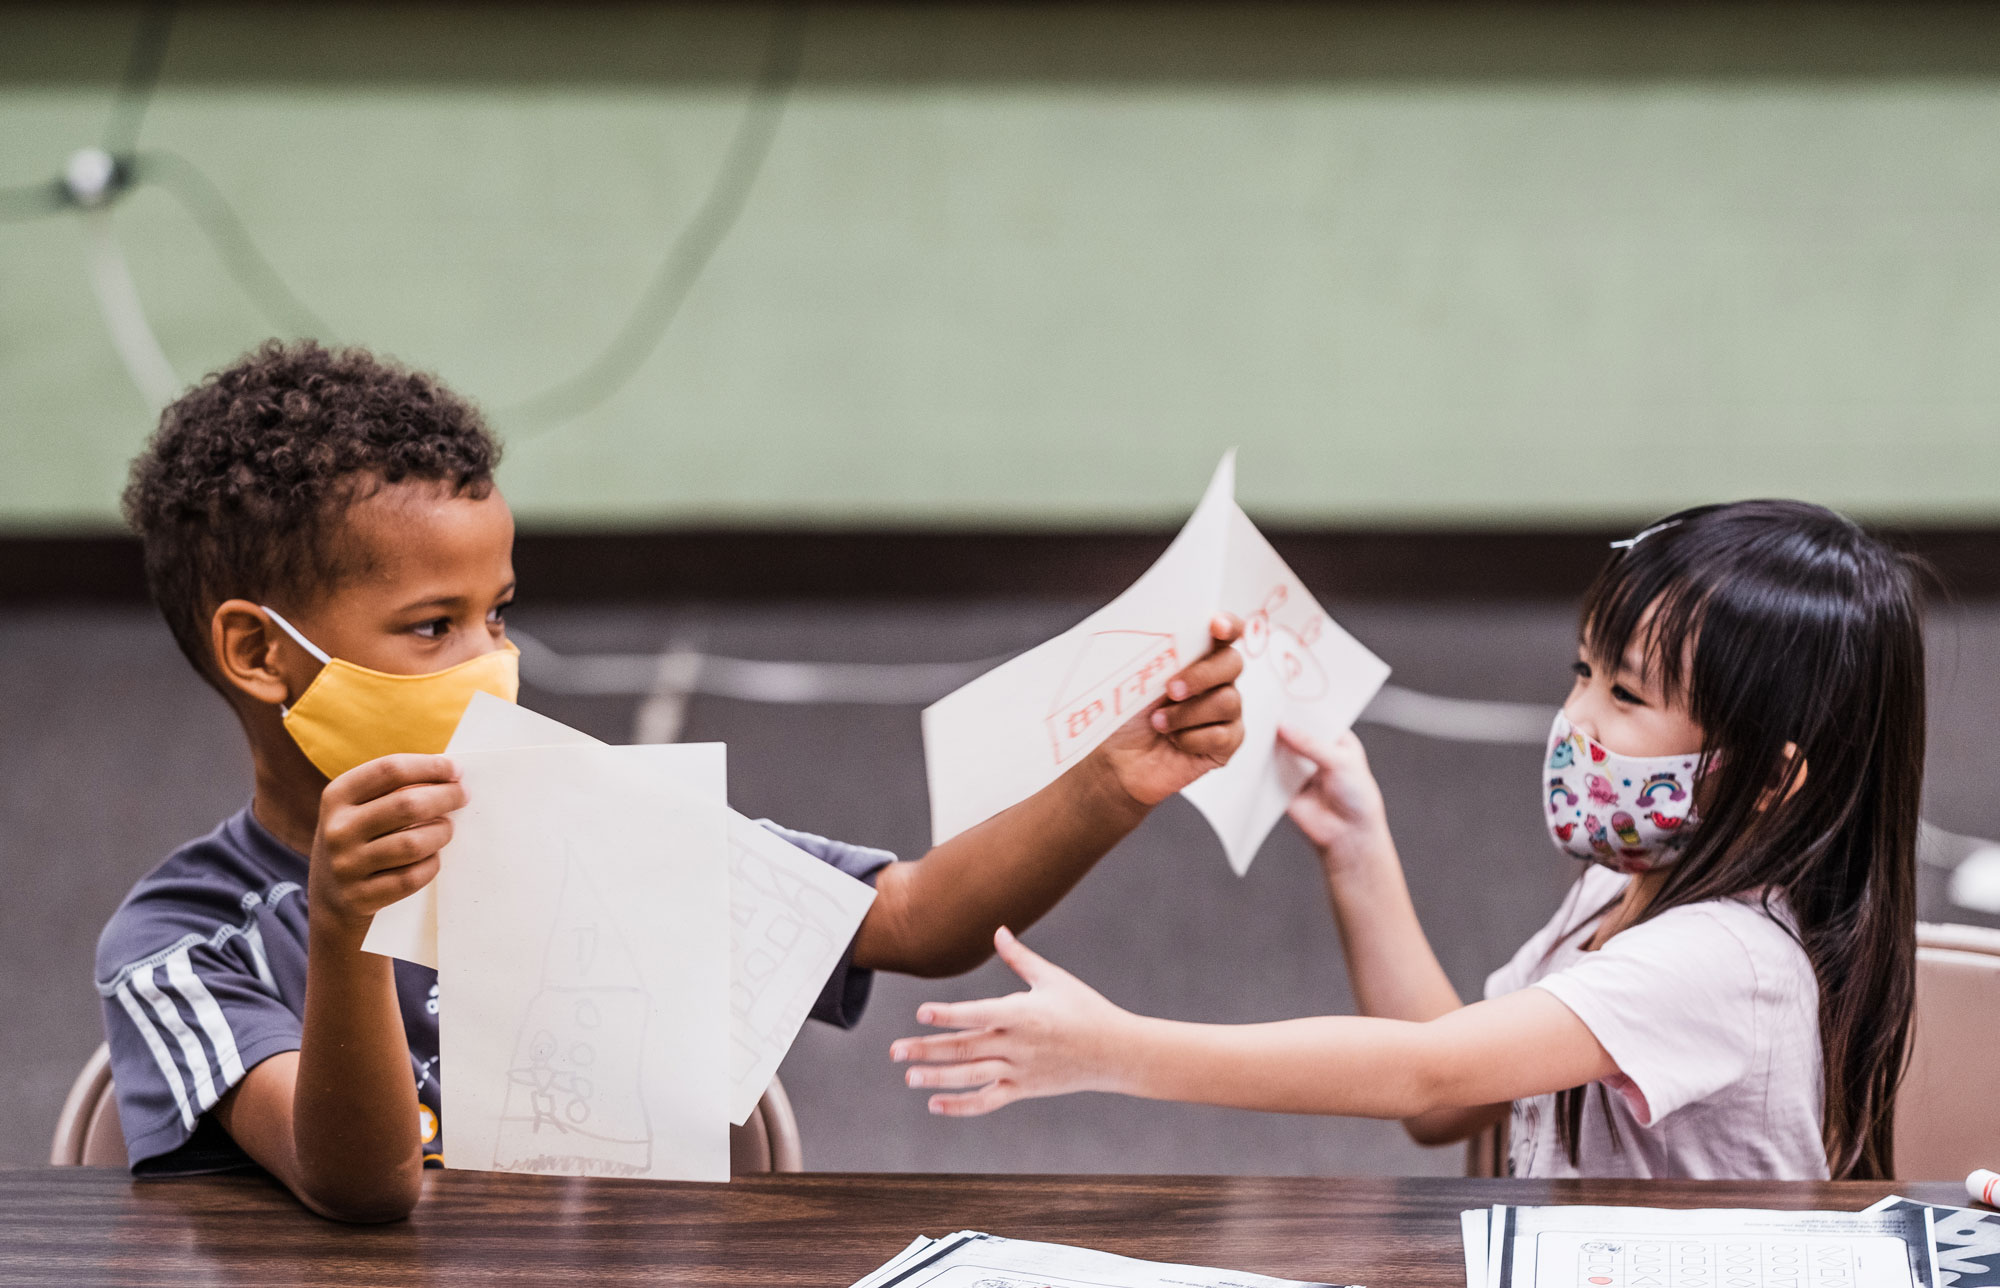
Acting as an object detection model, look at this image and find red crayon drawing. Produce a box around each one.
[1240,585,1329,701]
[1045,630,1180,766]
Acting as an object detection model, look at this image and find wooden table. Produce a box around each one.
[0,1168,1968,1287]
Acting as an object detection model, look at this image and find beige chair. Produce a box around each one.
[52,1042,805,1174]
[1897,922,2000,1180]
[1465,1115,1509,1178]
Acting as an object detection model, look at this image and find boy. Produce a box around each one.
[100,341,1245,1222]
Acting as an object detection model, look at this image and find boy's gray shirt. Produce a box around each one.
[95,806,893,1175]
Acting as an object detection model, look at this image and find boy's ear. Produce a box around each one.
[211,600,295,707]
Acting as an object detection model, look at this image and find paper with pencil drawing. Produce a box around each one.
[921,451,1390,874]
[437,744,730,1180]
[365,692,877,1125]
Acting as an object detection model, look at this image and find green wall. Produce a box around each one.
[5,4,2000,531]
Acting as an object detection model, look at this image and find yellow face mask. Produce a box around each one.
[261,606,520,781]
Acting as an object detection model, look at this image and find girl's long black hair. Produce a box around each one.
[1557,499,1924,1179]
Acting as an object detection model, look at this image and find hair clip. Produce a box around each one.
[1609,519,1682,551]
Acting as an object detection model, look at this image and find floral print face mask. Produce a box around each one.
[1543,711,1700,874]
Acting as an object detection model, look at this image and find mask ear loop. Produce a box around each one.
[259,606,331,716]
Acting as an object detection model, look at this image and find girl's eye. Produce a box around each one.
[1611,684,1644,706]
[412,617,452,640]
[488,600,512,625]
[1571,660,1592,680]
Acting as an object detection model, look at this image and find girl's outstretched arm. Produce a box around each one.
[892,928,1617,1122]
[1277,727,1508,1141]
[1280,727,1461,1022]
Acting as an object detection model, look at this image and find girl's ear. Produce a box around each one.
[1755,742,1808,812]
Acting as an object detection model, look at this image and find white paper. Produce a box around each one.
[363,695,624,969]
[1490,1205,1936,1288]
[437,744,730,1180]
[725,819,877,1122]
[845,1230,1353,1288]
[922,452,1390,874]
[1464,1209,1492,1288]
[367,692,876,1125]
[1865,1199,1986,1288]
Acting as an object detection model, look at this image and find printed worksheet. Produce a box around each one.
[1489,1206,1936,1288]
[364,692,875,1124]
[922,452,1390,874]
[846,1230,1354,1288]
[1866,1197,2000,1288]
[1467,1209,1493,1288]
[436,744,730,1181]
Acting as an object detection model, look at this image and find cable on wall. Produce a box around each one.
[498,5,806,437]
[128,150,336,340]
[5,2,804,436]
[103,0,177,158]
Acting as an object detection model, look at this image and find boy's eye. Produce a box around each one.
[1571,660,1592,680]
[412,617,452,640]
[488,600,512,624]
[1611,684,1644,706]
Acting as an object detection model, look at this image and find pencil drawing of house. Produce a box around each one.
[494,855,653,1176]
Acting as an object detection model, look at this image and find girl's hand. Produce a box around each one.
[1090,615,1246,808]
[890,927,1131,1116]
[1277,726,1393,876]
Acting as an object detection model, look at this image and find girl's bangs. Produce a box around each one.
[1578,530,1709,704]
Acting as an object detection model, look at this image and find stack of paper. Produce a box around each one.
[1461,1205,1939,1288]
[922,452,1391,876]
[1864,1196,2000,1288]
[849,1230,1358,1288]
[362,692,877,1182]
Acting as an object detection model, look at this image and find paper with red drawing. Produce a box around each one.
[920,451,1390,875]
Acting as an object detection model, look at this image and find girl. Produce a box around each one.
[891,500,1924,1179]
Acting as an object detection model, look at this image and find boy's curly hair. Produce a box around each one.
[122,340,501,686]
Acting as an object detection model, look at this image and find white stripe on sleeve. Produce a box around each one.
[131,963,219,1112]
[165,949,245,1085]
[115,980,195,1132]
[242,924,277,992]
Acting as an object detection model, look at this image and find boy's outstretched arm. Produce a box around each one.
[892,927,1617,1120]
[851,615,1245,978]
[211,755,463,1223]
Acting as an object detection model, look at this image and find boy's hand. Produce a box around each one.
[309,754,465,933]
[1278,726,1393,875]
[891,927,1130,1116]
[1091,614,1246,807]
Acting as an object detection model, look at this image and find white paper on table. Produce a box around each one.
[1490,1205,1937,1288]
[437,744,730,1180]
[368,692,876,1125]
[361,694,719,970]
[921,451,1391,874]
[844,1230,1354,1288]
[1462,1209,1490,1288]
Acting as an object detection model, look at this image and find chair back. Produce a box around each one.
[49,1043,126,1167]
[1897,922,2000,1180]
[1465,1114,1510,1178]
[730,1073,805,1173]
[54,1041,804,1175]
